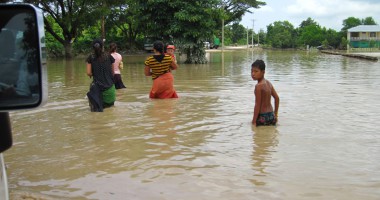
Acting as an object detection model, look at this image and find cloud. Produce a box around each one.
[282,0,380,29]
[287,0,380,18]
[287,0,331,16]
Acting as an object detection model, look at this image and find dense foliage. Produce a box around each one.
[20,0,266,62]
[266,16,378,50]
[10,0,378,60]
[266,21,296,48]
[136,0,221,63]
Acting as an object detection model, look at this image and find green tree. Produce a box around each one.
[222,0,266,25]
[74,22,102,54]
[137,0,221,63]
[229,23,246,44]
[247,29,254,45]
[107,1,143,50]
[295,18,341,49]
[369,39,377,48]
[26,0,116,59]
[28,0,266,59]
[266,21,295,48]
[297,24,324,47]
[340,37,348,50]
[362,17,377,25]
[257,29,266,45]
[297,17,327,47]
[296,18,324,47]
[322,39,329,48]
[44,15,64,57]
[323,28,340,48]
[341,17,362,32]
[221,26,232,45]
[299,17,318,29]
[138,0,265,63]
[342,16,378,31]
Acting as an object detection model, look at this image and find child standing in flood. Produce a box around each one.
[251,59,280,126]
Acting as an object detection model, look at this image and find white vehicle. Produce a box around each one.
[0,4,47,200]
[204,41,210,49]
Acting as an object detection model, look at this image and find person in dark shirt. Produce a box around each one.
[86,39,115,111]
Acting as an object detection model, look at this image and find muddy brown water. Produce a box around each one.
[4,50,380,200]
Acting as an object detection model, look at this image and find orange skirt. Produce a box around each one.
[149,73,178,99]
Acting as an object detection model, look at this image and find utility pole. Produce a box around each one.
[247,26,249,49]
[257,32,260,46]
[222,3,225,53]
[252,21,254,48]
[222,17,224,52]
[252,17,255,48]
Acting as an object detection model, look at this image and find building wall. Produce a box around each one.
[350,41,380,48]
[349,31,380,48]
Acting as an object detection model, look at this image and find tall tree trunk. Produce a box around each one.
[64,42,73,59]
[102,16,105,42]
[185,43,207,64]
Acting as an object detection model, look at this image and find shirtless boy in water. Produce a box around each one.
[251,59,280,126]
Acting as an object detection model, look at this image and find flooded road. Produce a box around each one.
[5,50,380,199]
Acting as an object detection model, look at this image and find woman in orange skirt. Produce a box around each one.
[144,41,178,98]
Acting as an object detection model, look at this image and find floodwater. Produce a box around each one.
[4,50,380,200]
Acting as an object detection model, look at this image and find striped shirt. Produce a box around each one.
[144,54,173,80]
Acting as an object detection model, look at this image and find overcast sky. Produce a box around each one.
[241,0,380,32]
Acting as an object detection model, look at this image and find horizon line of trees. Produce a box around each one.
[9,0,377,62]
[227,16,378,50]
[21,0,267,63]
[45,14,377,60]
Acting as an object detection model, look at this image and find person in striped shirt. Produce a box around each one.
[144,41,178,98]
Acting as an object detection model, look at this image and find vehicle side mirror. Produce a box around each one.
[0,4,47,153]
[0,3,47,112]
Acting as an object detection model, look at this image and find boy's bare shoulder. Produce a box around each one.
[256,79,270,87]
[255,82,264,89]
[256,79,274,93]
[265,79,274,87]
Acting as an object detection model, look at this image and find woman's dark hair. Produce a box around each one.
[251,59,266,71]
[92,38,104,58]
[109,42,117,53]
[153,40,164,54]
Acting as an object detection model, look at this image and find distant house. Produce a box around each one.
[347,25,380,49]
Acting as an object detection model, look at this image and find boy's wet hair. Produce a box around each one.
[251,59,266,71]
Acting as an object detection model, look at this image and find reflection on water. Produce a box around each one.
[4,50,380,199]
[250,126,278,186]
